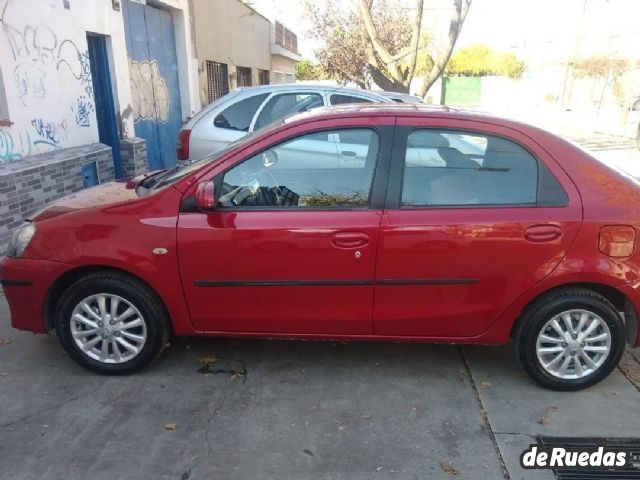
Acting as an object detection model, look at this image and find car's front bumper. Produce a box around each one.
[0,257,71,333]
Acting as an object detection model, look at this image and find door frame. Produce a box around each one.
[385,117,581,209]
[87,33,123,179]
[181,117,397,208]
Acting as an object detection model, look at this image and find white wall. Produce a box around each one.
[0,0,198,161]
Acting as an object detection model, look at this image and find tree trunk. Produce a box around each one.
[369,68,408,92]
[417,0,472,98]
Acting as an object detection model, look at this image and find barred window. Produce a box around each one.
[258,69,270,85]
[206,61,229,104]
[237,66,252,87]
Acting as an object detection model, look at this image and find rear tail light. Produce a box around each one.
[176,129,191,161]
[598,225,635,257]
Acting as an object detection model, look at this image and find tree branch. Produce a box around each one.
[417,0,472,98]
[406,0,424,84]
[356,0,395,66]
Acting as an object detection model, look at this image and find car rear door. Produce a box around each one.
[373,117,582,338]
[177,117,394,335]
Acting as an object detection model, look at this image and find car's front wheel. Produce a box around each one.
[515,288,626,390]
[55,271,170,374]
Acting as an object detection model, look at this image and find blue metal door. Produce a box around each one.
[87,34,123,178]
[122,0,183,169]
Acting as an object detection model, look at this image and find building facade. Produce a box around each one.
[191,0,300,105]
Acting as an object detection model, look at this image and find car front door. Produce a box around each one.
[373,118,582,338]
[177,119,393,335]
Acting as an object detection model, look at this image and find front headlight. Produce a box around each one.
[7,222,36,257]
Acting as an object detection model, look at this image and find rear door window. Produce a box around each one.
[213,93,268,132]
[329,94,373,105]
[401,129,567,207]
[254,93,323,130]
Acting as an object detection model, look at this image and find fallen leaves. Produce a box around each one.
[197,355,219,365]
[481,381,492,387]
[440,462,459,476]
[197,358,248,383]
[539,406,558,426]
[0,339,12,346]
[164,422,177,431]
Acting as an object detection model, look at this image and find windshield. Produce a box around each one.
[136,126,278,196]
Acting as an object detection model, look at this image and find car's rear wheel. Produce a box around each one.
[55,271,170,374]
[515,288,625,390]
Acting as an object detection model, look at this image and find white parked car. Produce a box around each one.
[177,84,392,161]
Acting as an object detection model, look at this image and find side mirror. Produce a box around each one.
[262,150,278,168]
[195,181,216,210]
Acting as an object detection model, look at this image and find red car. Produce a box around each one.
[2,104,639,390]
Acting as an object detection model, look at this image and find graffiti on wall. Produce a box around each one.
[30,117,67,146]
[0,0,95,159]
[57,38,93,99]
[129,59,170,123]
[0,128,32,161]
[13,63,47,106]
[71,95,94,127]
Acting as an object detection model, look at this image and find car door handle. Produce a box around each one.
[524,224,562,243]
[331,231,370,249]
[340,150,357,157]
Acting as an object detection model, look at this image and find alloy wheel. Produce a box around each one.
[69,293,147,364]
[536,309,611,380]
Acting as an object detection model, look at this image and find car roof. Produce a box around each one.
[283,103,548,134]
[233,84,388,97]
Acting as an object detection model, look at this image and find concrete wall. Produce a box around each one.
[0,0,131,160]
[0,0,199,160]
[271,54,296,83]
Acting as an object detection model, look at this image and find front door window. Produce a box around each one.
[218,128,379,208]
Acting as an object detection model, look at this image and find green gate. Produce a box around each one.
[441,77,481,106]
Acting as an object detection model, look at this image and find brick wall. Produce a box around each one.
[0,143,115,256]
[120,137,149,178]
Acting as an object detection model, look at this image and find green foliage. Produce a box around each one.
[446,44,525,79]
[295,59,323,81]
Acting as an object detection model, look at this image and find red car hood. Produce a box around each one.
[30,174,150,221]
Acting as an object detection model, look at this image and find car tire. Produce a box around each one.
[514,288,625,391]
[55,271,170,374]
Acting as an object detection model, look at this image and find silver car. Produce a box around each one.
[378,91,424,104]
[177,84,392,161]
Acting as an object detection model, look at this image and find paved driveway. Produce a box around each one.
[1,294,639,480]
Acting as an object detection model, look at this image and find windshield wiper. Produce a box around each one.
[137,169,169,189]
